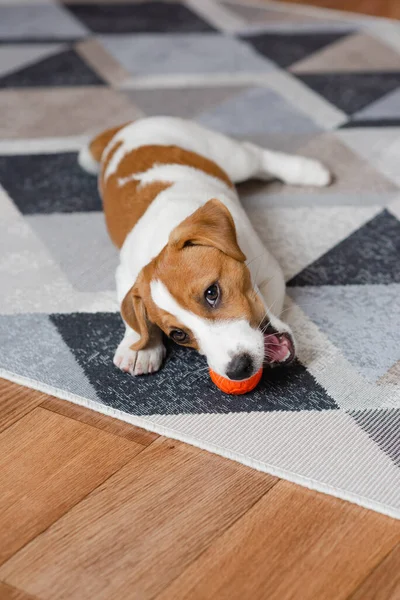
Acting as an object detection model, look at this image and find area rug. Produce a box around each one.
[0,0,399,519]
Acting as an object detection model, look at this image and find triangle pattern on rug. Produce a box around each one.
[355,87,400,120]
[378,359,400,386]
[337,128,400,186]
[351,409,400,467]
[241,31,352,68]
[340,118,400,128]
[0,313,99,402]
[290,32,400,73]
[223,1,320,23]
[287,210,400,286]
[0,43,65,78]
[124,84,249,120]
[0,48,105,88]
[288,284,400,381]
[0,152,101,214]
[295,72,400,115]
[49,312,338,416]
[197,86,321,135]
[341,87,400,128]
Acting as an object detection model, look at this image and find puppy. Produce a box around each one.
[79,117,330,380]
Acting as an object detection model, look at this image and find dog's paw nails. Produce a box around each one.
[113,343,165,376]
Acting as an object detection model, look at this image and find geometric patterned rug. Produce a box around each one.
[0,0,399,519]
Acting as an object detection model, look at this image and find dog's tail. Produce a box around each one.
[78,122,131,175]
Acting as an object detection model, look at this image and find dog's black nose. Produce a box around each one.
[226,353,254,380]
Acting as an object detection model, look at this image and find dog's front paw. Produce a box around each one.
[297,158,332,187]
[113,341,166,376]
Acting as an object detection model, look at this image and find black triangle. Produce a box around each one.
[351,409,400,468]
[288,210,400,287]
[241,31,352,68]
[50,312,338,415]
[340,118,400,128]
[295,72,400,115]
[0,48,105,88]
[0,152,101,214]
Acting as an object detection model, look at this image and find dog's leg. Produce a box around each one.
[240,141,331,187]
[182,123,331,187]
[113,326,166,376]
[113,263,166,376]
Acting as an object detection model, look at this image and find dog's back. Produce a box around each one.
[79,120,233,248]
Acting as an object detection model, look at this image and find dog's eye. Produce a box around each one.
[204,283,219,307]
[170,329,189,344]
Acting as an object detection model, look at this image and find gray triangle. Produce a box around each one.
[0,313,99,401]
[124,85,249,120]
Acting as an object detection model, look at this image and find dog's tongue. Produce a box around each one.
[264,333,293,364]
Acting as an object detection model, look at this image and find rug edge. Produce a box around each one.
[1,366,399,521]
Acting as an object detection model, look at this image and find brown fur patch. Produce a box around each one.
[100,144,234,249]
[104,179,172,248]
[170,199,245,262]
[89,122,130,164]
[109,145,233,188]
[153,245,265,328]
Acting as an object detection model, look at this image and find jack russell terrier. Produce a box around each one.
[79,117,331,381]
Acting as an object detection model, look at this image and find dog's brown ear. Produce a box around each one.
[121,285,151,351]
[169,198,246,262]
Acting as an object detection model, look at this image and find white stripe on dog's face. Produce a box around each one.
[150,279,264,378]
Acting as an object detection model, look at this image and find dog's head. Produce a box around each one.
[122,199,294,379]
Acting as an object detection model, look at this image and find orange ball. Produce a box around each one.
[209,367,263,395]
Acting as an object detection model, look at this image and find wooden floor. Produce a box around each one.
[281,0,400,19]
[0,380,400,600]
[1,376,400,600]
[2,1,400,598]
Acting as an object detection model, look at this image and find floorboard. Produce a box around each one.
[157,480,400,600]
[40,396,159,446]
[0,581,38,600]
[279,0,400,19]
[350,543,400,600]
[0,379,46,434]
[0,406,142,565]
[0,438,277,600]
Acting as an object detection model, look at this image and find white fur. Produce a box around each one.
[78,144,99,175]
[101,117,330,375]
[103,117,331,186]
[151,280,264,377]
[113,326,166,376]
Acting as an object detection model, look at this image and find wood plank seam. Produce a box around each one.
[155,479,400,600]
[0,424,158,567]
[152,476,281,599]
[347,541,400,599]
[39,396,158,446]
[0,379,47,434]
[0,579,39,600]
[39,402,148,446]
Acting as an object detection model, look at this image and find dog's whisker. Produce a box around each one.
[266,296,281,316]
[256,312,268,331]
[246,253,265,270]
[251,255,264,297]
